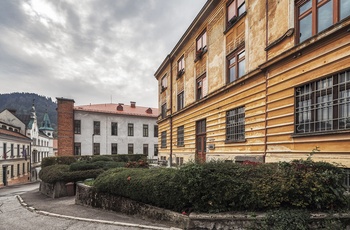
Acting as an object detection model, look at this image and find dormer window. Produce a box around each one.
[177,55,185,77]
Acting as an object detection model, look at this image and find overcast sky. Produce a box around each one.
[0,0,206,108]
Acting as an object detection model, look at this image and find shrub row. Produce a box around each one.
[39,164,104,183]
[41,154,147,168]
[70,160,126,171]
[94,160,347,213]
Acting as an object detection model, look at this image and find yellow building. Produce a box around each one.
[154,0,350,167]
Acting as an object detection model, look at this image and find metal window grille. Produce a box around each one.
[226,106,245,141]
[296,70,350,133]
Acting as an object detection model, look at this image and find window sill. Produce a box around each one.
[224,12,247,35]
[292,129,350,138]
[225,139,246,144]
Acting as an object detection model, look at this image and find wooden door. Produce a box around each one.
[196,119,206,163]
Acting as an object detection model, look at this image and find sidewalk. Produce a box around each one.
[19,189,179,230]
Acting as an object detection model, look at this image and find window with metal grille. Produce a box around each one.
[295,70,350,134]
[161,131,167,148]
[226,106,245,142]
[177,126,184,146]
[154,144,158,156]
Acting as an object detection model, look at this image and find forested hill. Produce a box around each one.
[0,92,57,130]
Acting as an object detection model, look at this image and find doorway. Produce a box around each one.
[2,166,7,186]
[196,119,206,163]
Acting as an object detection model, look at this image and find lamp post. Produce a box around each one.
[92,134,95,155]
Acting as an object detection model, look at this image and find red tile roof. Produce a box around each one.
[0,128,31,141]
[74,103,159,118]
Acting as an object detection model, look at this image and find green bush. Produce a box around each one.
[70,161,125,171]
[260,209,311,230]
[39,164,104,183]
[93,160,348,214]
[90,155,113,162]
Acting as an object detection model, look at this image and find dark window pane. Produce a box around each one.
[238,59,245,78]
[299,13,312,42]
[317,1,333,32]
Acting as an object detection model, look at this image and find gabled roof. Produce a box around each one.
[74,103,158,118]
[0,128,31,141]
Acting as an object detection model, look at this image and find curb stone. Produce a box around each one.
[15,195,181,230]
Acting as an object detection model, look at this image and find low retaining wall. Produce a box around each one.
[75,183,350,229]
[39,181,74,198]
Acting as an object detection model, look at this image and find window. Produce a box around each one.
[227,48,245,83]
[177,126,184,146]
[3,143,6,159]
[111,143,118,154]
[297,0,350,43]
[17,144,20,157]
[93,121,100,135]
[295,70,350,134]
[143,124,149,137]
[154,125,158,137]
[161,131,167,148]
[74,120,81,134]
[196,75,207,100]
[177,91,184,111]
[176,157,184,166]
[23,163,25,174]
[226,106,245,142]
[74,143,81,156]
[128,123,134,136]
[17,164,20,176]
[154,144,158,156]
[161,103,167,119]
[143,144,149,155]
[111,122,118,136]
[10,165,14,178]
[177,55,185,77]
[161,74,167,92]
[196,30,207,60]
[11,144,14,158]
[128,143,134,154]
[227,0,246,28]
[93,143,100,155]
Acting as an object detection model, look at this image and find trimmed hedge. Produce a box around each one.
[41,154,147,168]
[39,164,104,183]
[94,160,348,213]
[70,161,126,171]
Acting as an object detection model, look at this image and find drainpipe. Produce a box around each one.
[169,55,173,167]
[263,0,269,163]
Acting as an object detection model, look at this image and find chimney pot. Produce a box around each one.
[130,101,136,108]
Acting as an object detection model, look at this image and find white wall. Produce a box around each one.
[74,111,158,159]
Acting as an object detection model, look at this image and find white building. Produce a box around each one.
[0,109,31,187]
[67,101,159,160]
[26,104,54,180]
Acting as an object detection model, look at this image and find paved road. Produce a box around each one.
[0,183,178,230]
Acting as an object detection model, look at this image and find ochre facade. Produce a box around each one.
[155,0,350,166]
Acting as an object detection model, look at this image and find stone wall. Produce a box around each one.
[39,181,69,198]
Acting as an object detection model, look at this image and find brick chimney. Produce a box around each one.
[117,103,124,111]
[56,97,75,156]
[130,101,136,108]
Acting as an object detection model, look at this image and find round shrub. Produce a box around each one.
[39,164,70,183]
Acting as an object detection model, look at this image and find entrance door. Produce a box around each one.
[196,119,206,163]
[2,166,7,186]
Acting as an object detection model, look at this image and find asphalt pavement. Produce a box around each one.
[1,182,180,230]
